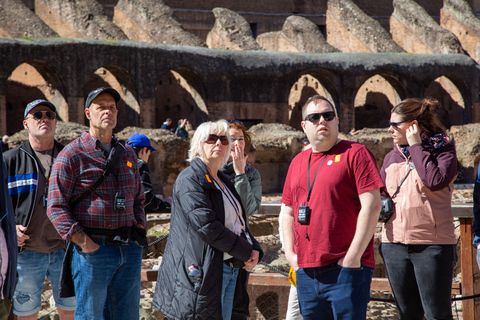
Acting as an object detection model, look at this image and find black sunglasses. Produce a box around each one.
[226,119,244,125]
[388,120,410,130]
[304,111,336,123]
[205,134,229,145]
[28,111,57,121]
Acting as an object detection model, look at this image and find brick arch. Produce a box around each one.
[353,72,406,130]
[424,75,469,128]
[154,67,207,129]
[84,65,140,132]
[6,59,68,135]
[287,70,339,131]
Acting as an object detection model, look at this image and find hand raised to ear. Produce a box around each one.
[406,123,421,146]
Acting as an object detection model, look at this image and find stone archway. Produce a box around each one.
[6,60,68,135]
[84,66,140,132]
[425,76,465,128]
[354,74,402,130]
[154,67,207,130]
[288,74,336,131]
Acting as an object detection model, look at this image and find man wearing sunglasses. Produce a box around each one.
[47,88,145,319]
[3,100,76,319]
[281,95,383,320]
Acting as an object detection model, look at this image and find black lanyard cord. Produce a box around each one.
[306,146,335,203]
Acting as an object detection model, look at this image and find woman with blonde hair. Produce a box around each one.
[153,120,263,320]
[380,98,457,319]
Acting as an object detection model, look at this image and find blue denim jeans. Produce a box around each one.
[13,248,76,316]
[477,245,480,271]
[380,243,456,320]
[222,263,239,320]
[295,263,373,320]
[71,242,143,320]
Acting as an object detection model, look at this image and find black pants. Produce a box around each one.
[231,268,249,320]
[379,243,457,320]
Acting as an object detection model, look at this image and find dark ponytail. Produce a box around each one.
[392,97,446,136]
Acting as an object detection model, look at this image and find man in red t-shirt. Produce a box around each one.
[282,95,384,319]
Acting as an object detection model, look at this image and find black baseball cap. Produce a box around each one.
[24,99,56,119]
[85,87,120,109]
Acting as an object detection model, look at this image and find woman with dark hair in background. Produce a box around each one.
[223,120,262,320]
[380,98,457,320]
[153,120,263,320]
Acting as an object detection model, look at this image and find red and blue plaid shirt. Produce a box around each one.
[47,131,145,241]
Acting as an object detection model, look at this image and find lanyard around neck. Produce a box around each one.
[306,147,334,203]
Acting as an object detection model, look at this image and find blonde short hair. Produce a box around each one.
[187,120,231,166]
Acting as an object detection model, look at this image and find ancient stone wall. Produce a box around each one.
[391,0,464,54]
[256,16,338,53]
[114,0,205,46]
[441,0,480,63]
[326,0,404,53]
[0,38,477,140]
[0,0,58,38]
[206,7,263,50]
[35,0,128,40]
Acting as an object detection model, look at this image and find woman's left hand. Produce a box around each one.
[406,123,422,146]
[232,144,247,175]
[243,250,259,272]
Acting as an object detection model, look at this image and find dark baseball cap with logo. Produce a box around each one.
[24,99,56,119]
[85,87,121,109]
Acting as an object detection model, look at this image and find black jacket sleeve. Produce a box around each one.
[138,160,171,213]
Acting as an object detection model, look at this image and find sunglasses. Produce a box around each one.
[388,120,410,130]
[304,111,336,123]
[205,134,229,145]
[226,119,244,125]
[27,111,57,121]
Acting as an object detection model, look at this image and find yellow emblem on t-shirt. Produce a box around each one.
[335,154,341,162]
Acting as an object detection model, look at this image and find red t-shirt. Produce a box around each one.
[282,140,384,268]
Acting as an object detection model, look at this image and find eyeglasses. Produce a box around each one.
[388,120,410,130]
[304,111,336,123]
[27,111,57,121]
[205,134,229,145]
[226,119,244,125]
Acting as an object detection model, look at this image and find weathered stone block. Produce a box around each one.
[206,7,263,50]
[0,0,58,39]
[114,0,205,47]
[391,0,464,54]
[257,15,338,53]
[326,0,403,53]
[35,0,128,40]
[441,0,480,63]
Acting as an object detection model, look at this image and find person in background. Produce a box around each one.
[223,119,262,320]
[1,136,8,152]
[0,143,18,320]
[127,133,171,213]
[380,97,457,320]
[278,138,310,320]
[282,95,383,319]
[175,118,189,139]
[153,120,263,320]
[3,100,75,319]
[160,118,172,132]
[47,88,145,319]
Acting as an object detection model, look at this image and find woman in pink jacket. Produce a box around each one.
[380,98,457,320]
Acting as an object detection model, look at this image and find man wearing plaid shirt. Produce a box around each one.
[47,87,146,320]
